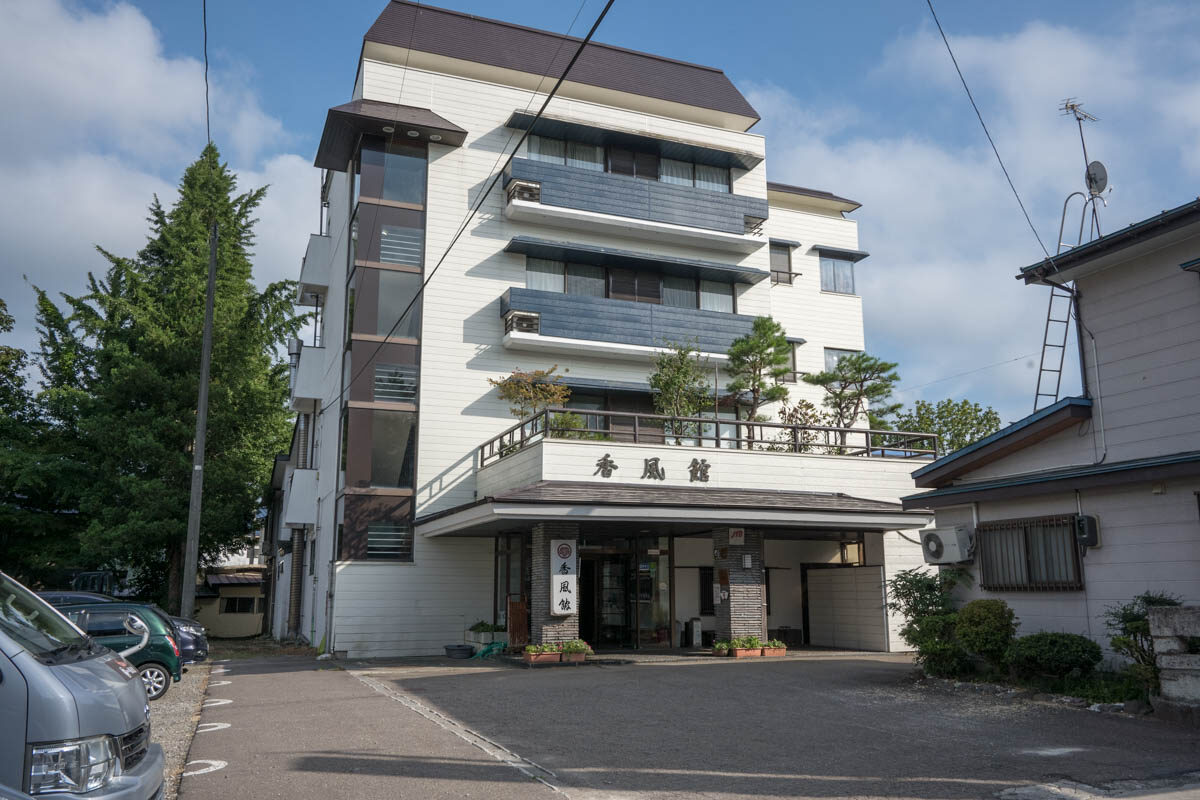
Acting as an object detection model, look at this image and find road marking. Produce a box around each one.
[353,672,566,795]
[196,722,231,733]
[202,698,232,708]
[1019,747,1087,757]
[212,659,231,663]
[208,680,231,686]
[211,667,230,674]
[183,760,227,776]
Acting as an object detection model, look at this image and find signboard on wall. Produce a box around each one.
[550,539,577,616]
[729,528,746,546]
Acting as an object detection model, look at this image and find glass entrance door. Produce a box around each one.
[636,536,672,647]
[579,536,672,649]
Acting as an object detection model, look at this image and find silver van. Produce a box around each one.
[0,571,164,798]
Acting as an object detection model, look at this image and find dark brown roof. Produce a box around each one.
[365,1,759,124]
[767,181,861,211]
[206,574,263,586]
[314,99,467,170]
[489,481,912,514]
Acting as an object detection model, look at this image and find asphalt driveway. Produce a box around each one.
[180,653,1200,799]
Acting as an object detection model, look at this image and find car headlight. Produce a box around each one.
[29,735,121,794]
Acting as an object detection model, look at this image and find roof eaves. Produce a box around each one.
[767,181,861,211]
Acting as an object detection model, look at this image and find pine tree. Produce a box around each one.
[29,144,305,606]
[725,316,790,438]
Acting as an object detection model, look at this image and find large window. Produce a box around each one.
[525,258,736,312]
[820,256,856,294]
[522,135,730,192]
[344,408,417,489]
[349,268,422,340]
[977,515,1083,591]
[353,205,424,268]
[358,138,427,206]
[770,243,794,285]
[346,342,419,405]
[341,496,413,561]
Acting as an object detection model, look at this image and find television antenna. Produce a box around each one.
[1032,99,1112,412]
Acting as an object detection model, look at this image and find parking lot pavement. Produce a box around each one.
[176,653,1200,800]
[150,662,211,800]
[176,656,559,800]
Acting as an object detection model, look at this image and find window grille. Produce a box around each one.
[977,515,1083,591]
[367,523,413,561]
[379,226,423,267]
[374,364,418,404]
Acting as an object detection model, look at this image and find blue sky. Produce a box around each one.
[6,1,1200,425]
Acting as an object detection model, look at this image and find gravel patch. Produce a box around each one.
[150,663,211,800]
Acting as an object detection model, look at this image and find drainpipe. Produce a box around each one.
[287,528,306,639]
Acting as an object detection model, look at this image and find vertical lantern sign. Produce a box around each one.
[550,540,577,616]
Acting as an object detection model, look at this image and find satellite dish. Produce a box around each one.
[1086,160,1108,195]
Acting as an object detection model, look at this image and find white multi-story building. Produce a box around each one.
[267,0,936,658]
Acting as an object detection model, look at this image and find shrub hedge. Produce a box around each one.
[1007,632,1102,680]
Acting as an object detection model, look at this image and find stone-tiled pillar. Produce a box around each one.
[713,528,766,641]
[531,522,580,644]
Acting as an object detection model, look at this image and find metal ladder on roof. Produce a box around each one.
[1032,283,1074,411]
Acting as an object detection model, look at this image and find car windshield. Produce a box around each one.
[0,573,90,659]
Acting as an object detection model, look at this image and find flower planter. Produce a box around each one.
[731,648,760,658]
[563,652,586,663]
[712,648,729,657]
[761,647,787,657]
[523,652,561,665]
[465,631,495,645]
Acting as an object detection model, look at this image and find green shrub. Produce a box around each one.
[561,639,593,654]
[731,635,762,650]
[1008,632,1102,680]
[1104,591,1181,693]
[903,613,972,677]
[956,599,1018,672]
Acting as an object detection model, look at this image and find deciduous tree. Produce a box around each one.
[893,398,1002,455]
[649,341,712,443]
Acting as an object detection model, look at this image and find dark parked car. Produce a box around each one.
[59,602,182,700]
[40,592,209,665]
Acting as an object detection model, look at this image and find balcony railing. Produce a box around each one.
[479,407,939,467]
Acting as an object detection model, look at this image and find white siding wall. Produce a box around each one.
[807,567,889,650]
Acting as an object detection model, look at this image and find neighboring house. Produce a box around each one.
[903,198,1200,647]
[194,567,267,638]
[265,0,938,658]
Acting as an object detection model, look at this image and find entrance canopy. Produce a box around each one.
[415,480,930,538]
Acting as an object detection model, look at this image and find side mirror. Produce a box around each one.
[118,614,150,659]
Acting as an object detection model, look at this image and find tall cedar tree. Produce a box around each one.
[802,352,900,444]
[725,316,790,434]
[32,145,304,607]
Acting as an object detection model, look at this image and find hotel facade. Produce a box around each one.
[266,1,936,658]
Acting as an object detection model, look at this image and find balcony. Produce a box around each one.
[297,234,332,306]
[289,344,325,411]
[504,158,769,254]
[475,408,938,499]
[500,288,756,362]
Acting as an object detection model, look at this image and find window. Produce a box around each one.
[660,158,695,186]
[977,515,1083,591]
[609,269,661,304]
[374,363,418,403]
[349,268,422,340]
[781,342,801,384]
[526,135,565,164]
[824,348,859,372]
[221,597,257,614]
[770,244,793,285]
[526,258,564,292]
[353,205,424,268]
[699,566,714,615]
[566,141,604,171]
[344,408,417,489]
[566,263,606,297]
[607,147,659,180]
[367,523,414,561]
[564,394,606,432]
[661,275,698,309]
[695,163,730,193]
[820,256,856,294]
[347,341,418,405]
[700,280,734,313]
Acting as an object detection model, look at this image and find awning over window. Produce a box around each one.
[315,99,467,171]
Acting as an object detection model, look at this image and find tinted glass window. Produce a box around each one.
[566,264,606,297]
[661,276,697,308]
[359,140,426,206]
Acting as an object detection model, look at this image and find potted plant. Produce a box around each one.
[712,640,730,657]
[762,638,787,657]
[730,636,762,658]
[523,642,562,665]
[561,639,593,663]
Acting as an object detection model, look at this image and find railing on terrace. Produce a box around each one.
[478,407,938,468]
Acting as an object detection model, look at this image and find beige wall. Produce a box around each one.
[195,584,265,639]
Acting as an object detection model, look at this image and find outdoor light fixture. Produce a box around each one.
[406,130,420,138]
[381,126,395,133]
[428,134,442,141]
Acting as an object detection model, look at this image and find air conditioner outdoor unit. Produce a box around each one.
[920,526,973,565]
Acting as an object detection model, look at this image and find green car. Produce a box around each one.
[61,602,183,700]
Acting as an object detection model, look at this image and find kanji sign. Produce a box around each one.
[550,539,577,616]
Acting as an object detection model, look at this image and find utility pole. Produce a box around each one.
[181,220,218,618]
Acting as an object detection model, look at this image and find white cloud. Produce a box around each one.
[748,12,1200,424]
[0,0,313,359]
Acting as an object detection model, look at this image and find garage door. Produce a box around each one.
[806,566,888,651]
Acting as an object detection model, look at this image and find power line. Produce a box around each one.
[322,0,616,415]
[202,0,211,143]
[894,352,1036,395]
[925,0,1049,260]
